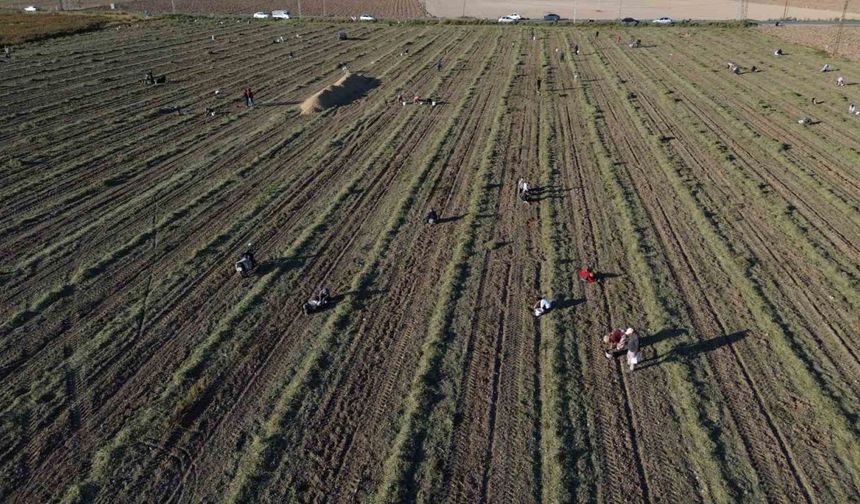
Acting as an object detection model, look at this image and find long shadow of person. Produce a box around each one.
[636,330,749,370]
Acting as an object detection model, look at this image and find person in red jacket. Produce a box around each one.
[578,266,597,284]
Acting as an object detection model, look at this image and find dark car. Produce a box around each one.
[544,13,561,21]
[621,17,639,25]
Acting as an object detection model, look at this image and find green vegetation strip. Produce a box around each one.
[225,30,502,503]
[580,39,747,502]
[535,35,592,503]
[64,78,444,502]
[372,33,520,504]
[65,25,479,501]
[608,55,859,500]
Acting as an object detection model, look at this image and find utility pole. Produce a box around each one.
[782,0,790,19]
[617,0,622,19]
[462,0,466,17]
[573,0,577,24]
[170,0,176,14]
[833,0,849,57]
[323,0,326,16]
[737,0,748,20]
[738,0,747,21]
[298,0,302,17]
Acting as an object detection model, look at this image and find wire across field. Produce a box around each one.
[1,18,859,504]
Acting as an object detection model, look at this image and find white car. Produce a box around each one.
[498,15,517,23]
[24,5,38,11]
[359,14,375,21]
[253,12,271,19]
[271,10,291,19]
[652,16,673,24]
[509,13,522,20]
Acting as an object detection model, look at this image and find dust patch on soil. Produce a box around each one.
[759,25,860,62]
[300,72,379,115]
[0,12,119,45]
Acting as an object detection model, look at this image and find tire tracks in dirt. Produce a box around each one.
[586,33,823,503]
[5,27,472,503]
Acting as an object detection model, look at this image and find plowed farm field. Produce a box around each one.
[2,19,860,504]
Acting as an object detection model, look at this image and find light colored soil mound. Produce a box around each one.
[300,72,379,115]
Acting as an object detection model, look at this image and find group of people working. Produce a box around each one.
[532,265,642,371]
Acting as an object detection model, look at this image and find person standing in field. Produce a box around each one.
[626,329,641,371]
[244,88,255,107]
[437,58,443,71]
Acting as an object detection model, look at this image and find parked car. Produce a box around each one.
[498,15,517,23]
[23,5,38,11]
[652,16,673,24]
[253,11,270,18]
[544,13,561,22]
[271,10,291,19]
[509,13,522,20]
[359,14,376,21]
[621,17,639,25]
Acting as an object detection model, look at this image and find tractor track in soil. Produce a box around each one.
[550,30,652,504]
[484,41,543,504]
[3,26,475,502]
[0,25,376,242]
[0,24,446,384]
[612,45,860,383]
[265,34,514,503]
[153,31,498,504]
[0,28,451,432]
[578,35,721,504]
[4,23,859,504]
[439,34,543,504]
[610,32,860,389]
[586,34,820,503]
[599,35,859,500]
[78,27,488,503]
[648,33,860,248]
[0,23,395,272]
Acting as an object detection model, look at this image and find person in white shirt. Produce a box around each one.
[532,297,552,317]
